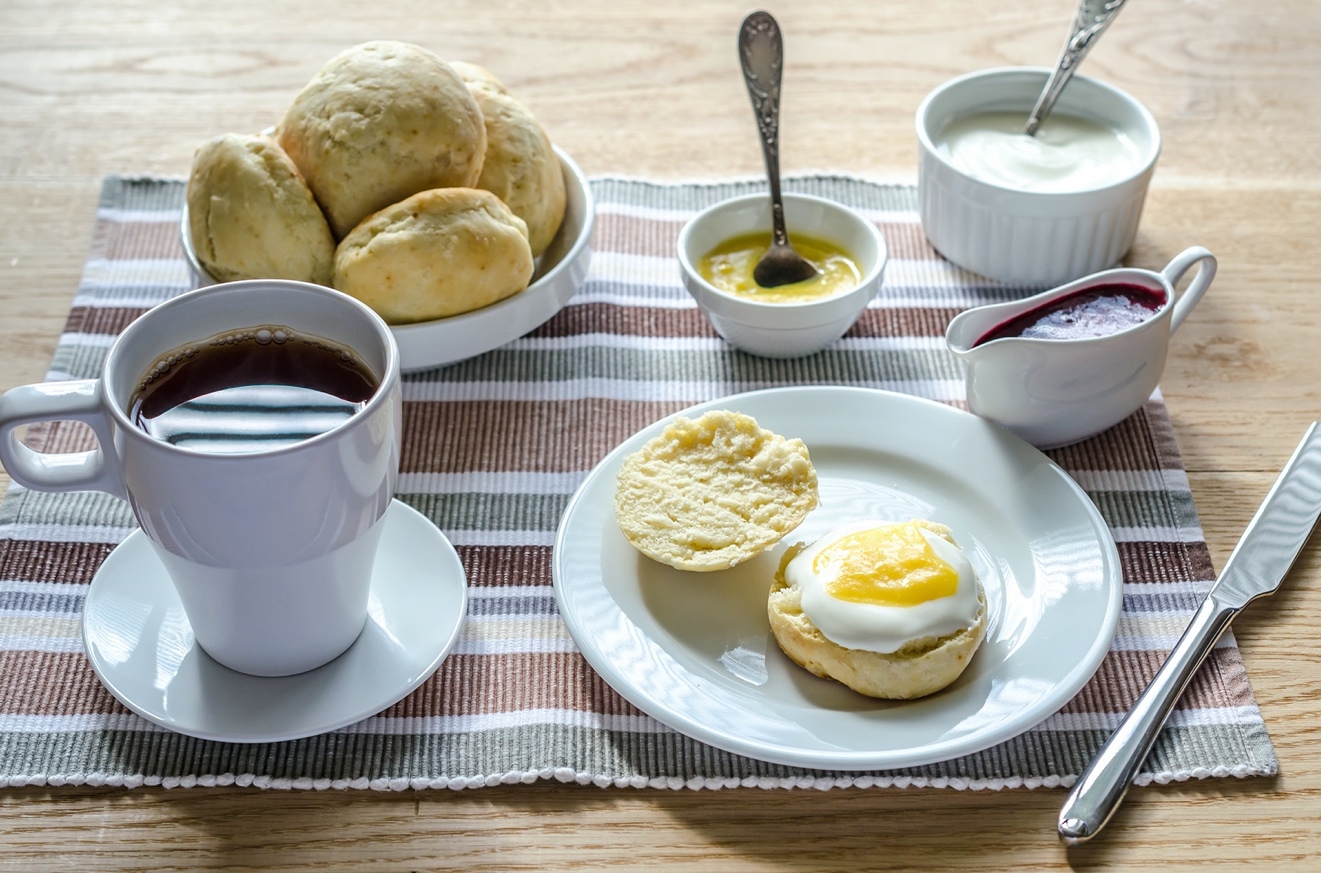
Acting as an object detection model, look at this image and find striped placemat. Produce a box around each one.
[0,175,1276,790]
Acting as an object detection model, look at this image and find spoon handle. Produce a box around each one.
[1025,0,1129,135]
[739,10,790,248]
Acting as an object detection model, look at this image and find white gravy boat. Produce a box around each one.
[945,246,1216,448]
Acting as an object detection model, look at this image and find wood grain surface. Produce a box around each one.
[2,0,1320,869]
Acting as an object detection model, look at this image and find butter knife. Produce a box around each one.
[1058,422,1321,845]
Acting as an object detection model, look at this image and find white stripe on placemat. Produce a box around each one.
[1109,525,1207,544]
[1069,469,1193,492]
[0,523,134,544]
[96,207,180,224]
[444,530,557,547]
[594,201,921,225]
[396,471,587,495]
[399,378,965,404]
[1041,705,1264,732]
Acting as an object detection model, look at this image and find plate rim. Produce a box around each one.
[552,385,1124,770]
[81,499,468,744]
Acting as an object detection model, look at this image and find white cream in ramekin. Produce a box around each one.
[916,67,1161,288]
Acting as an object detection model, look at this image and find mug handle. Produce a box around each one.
[0,380,126,498]
[1162,246,1217,334]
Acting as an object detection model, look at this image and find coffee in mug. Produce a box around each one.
[129,325,378,453]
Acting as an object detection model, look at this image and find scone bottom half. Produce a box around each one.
[767,538,988,700]
[613,410,819,572]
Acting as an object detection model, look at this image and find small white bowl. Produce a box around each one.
[916,67,1160,287]
[182,145,594,372]
[676,193,887,358]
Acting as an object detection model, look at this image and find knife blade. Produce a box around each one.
[1058,421,1321,845]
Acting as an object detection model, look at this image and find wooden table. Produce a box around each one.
[2,0,1319,869]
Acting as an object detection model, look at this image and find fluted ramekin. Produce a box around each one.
[916,67,1160,287]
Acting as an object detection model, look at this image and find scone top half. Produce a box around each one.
[614,410,819,572]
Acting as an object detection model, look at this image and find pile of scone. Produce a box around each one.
[614,411,987,700]
[186,40,566,324]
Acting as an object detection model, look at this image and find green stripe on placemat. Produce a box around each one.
[0,175,1276,790]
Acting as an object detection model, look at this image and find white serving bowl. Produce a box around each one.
[181,145,594,372]
[916,67,1160,287]
[676,193,887,358]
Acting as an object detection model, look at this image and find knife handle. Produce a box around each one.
[1058,594,1237,845]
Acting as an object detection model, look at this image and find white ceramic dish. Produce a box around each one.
[916,67,1160,287]
[553,386,1122,770]
[676,193,887,358]
[181,145,594,372]
[82,500,468,743]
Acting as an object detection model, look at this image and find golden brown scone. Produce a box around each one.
[332,187,534,323]
[614,411,819,572]
[768,532,987,700]
[278,41,487,239]
[186,133,334,285]
[465,88,567,257]
[450,60,509,96]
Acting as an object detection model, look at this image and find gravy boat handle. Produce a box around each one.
[1162,247,1217,334]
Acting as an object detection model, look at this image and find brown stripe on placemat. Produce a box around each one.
[1116,540,1216,584]
[533,302,715,339]
[1205,645,1263,710]
[0,540,1218,592]
[0,646,1251,721]
[1050,403,1181,471]
[591,212,940,264]
[1140,396,1196,471]
[848,307,961,339]
[876,222,940,261]
[0,649,631,719]
[63,305,149,338]
[536,303,962,341]
[1058,647,1250,715]
[455,545,553,588]
[0,650,131,716]
[593,212,685,259]
[102,219,183,261]
[15,420,98,455]
[0,541,117,587]
[385,651,648,719]
[401,399,690,473]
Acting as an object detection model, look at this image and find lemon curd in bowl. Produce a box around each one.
[697,232,862,303]
[677,192,887,358]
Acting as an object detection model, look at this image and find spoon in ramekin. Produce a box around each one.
[1025,0,1129,136]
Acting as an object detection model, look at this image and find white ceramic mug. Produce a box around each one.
[945,247,1216,449]
[0,280,401,676]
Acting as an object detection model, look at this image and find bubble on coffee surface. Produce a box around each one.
[129,325,378,454]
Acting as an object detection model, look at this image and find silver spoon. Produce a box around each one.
[1025,0,1129,136]
[739,10,818,288]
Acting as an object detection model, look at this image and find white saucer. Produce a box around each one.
[82,499,467,744]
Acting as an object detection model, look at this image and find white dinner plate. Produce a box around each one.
[82,500,468,744]
[553,387,1122,770]
[181,145,595,373]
